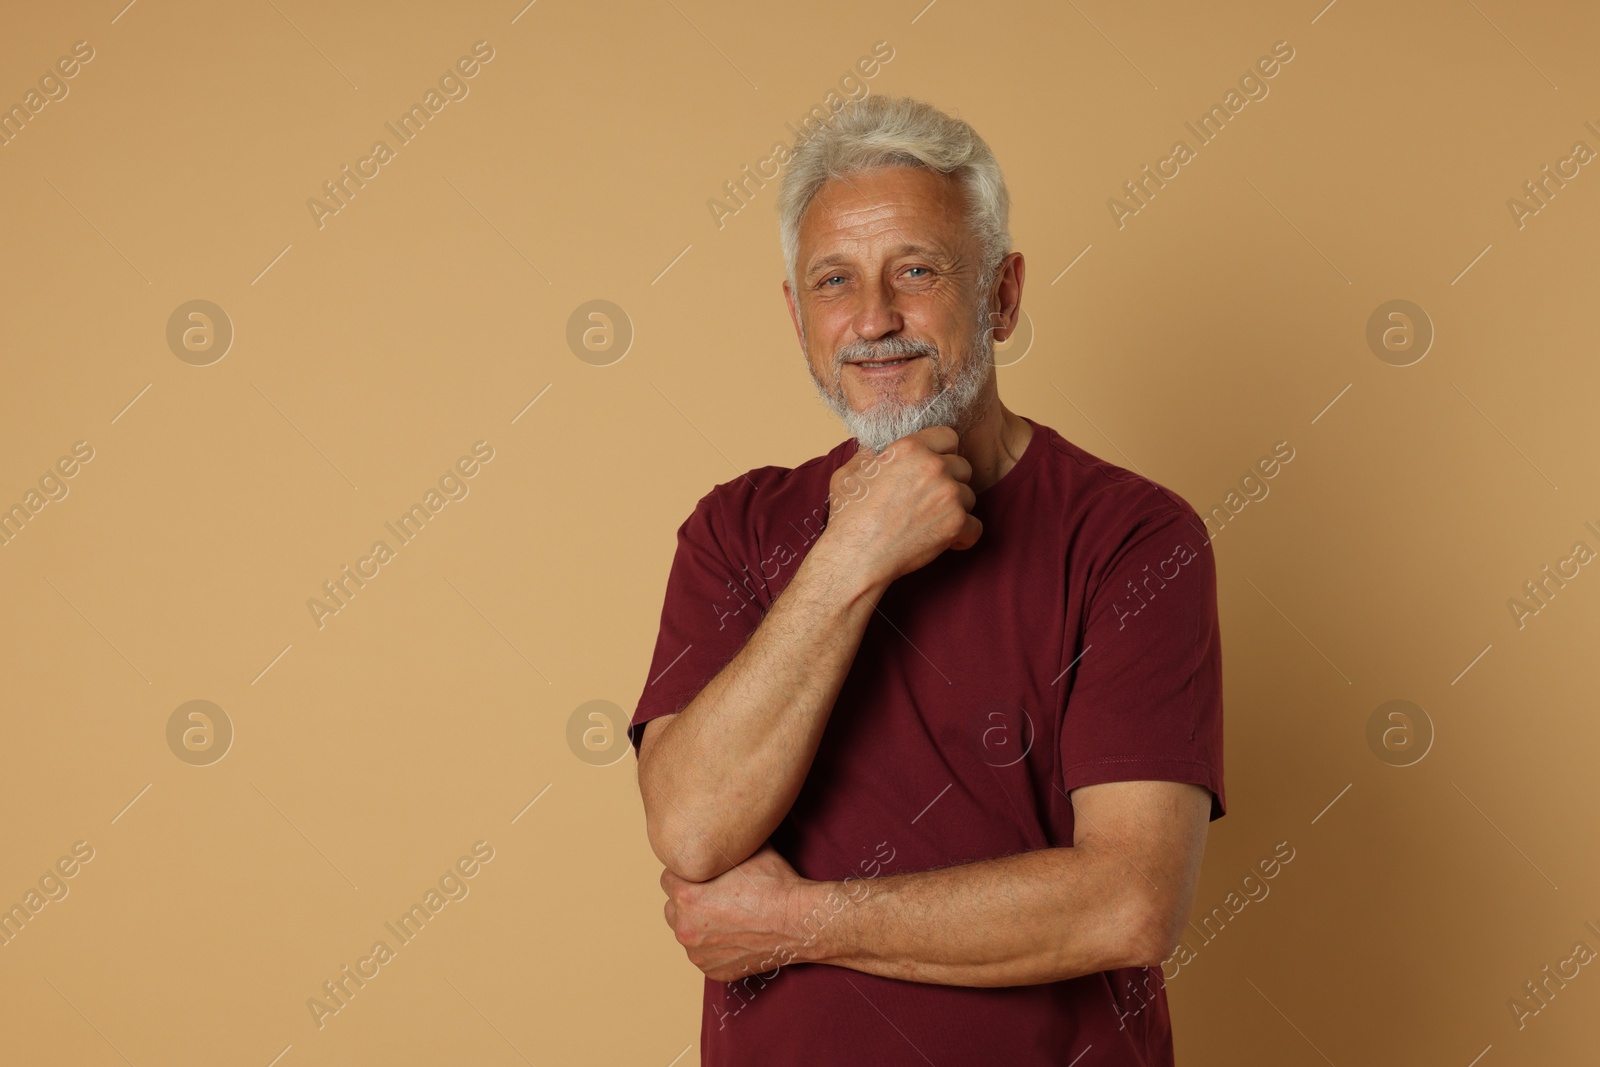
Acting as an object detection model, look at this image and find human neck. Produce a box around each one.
[954,400,1033,495]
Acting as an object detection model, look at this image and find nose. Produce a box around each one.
[850,275,902,343]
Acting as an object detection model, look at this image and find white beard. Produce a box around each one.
[808,302,995,454]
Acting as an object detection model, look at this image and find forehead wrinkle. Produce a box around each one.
[803,221,958,286]
[802,168,975,281]
[830,169,929,264]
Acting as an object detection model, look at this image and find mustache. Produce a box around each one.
[834,336,939,366]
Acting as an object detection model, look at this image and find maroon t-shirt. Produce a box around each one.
[630,415,1226,1066]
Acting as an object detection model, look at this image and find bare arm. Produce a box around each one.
[793,781,1212,984]
[661,780,1212,986]
[638,539,884,883]
[638,428,981,883]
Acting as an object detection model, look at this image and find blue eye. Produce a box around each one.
[823,275,845,286]
[905,267,929,277]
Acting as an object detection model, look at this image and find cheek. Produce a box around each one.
[804,324,850,369]
[913,290,976,344]
[807,349,837,384]
[808,302,856,343]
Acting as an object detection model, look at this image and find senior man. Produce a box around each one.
[629,94,1225,1066]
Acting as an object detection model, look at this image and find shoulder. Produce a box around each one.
[683,436,857,543]
[1029,418,1211,555]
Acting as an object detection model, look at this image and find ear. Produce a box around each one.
[986,252,1026,344]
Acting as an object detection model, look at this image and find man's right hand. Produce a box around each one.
[818,425,982,590]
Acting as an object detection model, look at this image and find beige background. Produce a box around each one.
[1,0,1597,1063]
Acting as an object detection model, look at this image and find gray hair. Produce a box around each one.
[776,94,1012,296]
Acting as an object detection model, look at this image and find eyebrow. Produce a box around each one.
[804,243,949,278]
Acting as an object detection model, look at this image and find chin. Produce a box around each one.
[844,379,936,413]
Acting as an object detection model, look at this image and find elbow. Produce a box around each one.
[645,811,734,883]
[661,847,732,885]
[1125,904,1184,971]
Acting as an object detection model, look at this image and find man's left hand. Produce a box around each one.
[661,843,816,982]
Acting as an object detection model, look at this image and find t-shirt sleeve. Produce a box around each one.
[627,487,757,755]
[1059,502,1226,820]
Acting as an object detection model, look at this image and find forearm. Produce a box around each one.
[791,845,1160,986]
[641,540,887,882]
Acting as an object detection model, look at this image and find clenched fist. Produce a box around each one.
[818,425,982,590]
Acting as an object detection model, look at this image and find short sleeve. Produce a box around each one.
[627,488,758,754]
[1059,504,1226,820]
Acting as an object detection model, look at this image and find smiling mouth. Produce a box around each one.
[848,355,924,369]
